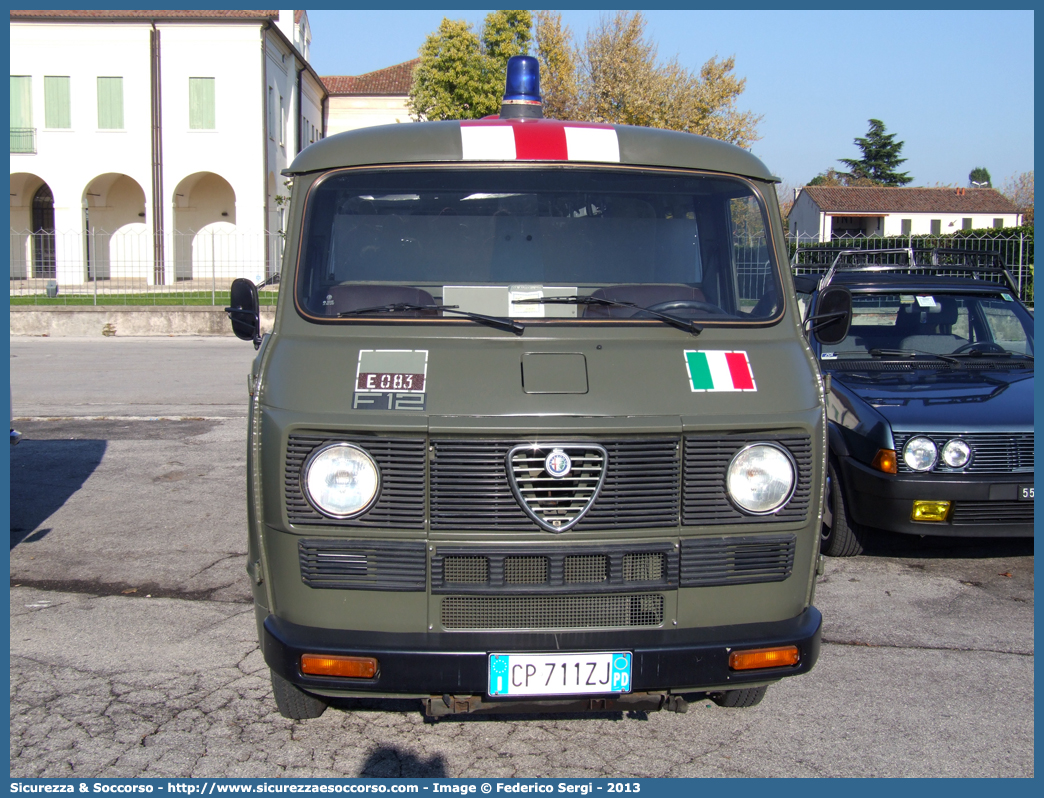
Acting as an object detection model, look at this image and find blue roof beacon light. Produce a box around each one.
[499,55,544,119]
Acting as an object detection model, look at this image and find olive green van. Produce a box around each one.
[227,57,850,718]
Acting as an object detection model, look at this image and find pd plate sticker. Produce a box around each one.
[684,350,757,392]
[353,349,428,411]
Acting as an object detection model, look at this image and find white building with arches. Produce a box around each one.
[9,9,326,288]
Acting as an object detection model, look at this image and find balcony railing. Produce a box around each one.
[10,128,36,154]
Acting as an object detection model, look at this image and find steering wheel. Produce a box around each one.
[952,341,1006,354]
[641,299,730,318]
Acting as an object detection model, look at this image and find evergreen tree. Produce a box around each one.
[838,119,912,186]
[968,167,991,187]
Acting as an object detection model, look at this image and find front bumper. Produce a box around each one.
[839,456,1034,537]
[262,606,822,699]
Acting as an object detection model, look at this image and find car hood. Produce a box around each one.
[830,365,1034,431]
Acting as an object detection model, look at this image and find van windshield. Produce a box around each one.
[296,167,783,323]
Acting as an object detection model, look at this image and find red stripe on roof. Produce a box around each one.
[513,123,567,160]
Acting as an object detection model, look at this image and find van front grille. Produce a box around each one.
[431,544,678,595]
[298,539,427,591]
[683,435,812,525]
[286,434,426,528]
[430,438,680,530]
[441,594,665,630]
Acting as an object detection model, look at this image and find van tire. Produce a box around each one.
[821,460,865,557]
[710,685,767,708]
[271,670,328,719]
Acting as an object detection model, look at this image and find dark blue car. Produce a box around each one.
[797,249,1034,556]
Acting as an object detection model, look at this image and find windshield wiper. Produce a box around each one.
[513,295,703,336]
[338,303,524,335]
[868,348,959,364]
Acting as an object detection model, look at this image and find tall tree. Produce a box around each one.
[535,10,579,120]
[968,167,991,187]
[407,19,485,121]
[575,11,761,146]
[477,10,533,117]
[838,119,912,186]
[410,10,760,147]
[408,11,532,121]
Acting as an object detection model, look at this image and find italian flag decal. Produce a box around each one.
[684,350,757,392]
[460,119,620,162]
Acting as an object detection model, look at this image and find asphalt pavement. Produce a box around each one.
[8,336,1035,778]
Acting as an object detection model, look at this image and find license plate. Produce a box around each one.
[488,652,632,697]
[1019,484,1034,501]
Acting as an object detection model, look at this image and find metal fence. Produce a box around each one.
[785,232,1033,303]
[10,228,1034,306]
[10,229,283,305]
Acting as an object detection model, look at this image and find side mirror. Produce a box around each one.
[226,277,261,349]
[810,285,852,345]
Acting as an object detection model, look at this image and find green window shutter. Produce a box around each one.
[44,76,71,129]
[962,217,972,230]
[11,75,33,128]
[901,219,911,235]
[930,219,941,235]
[189,77,216,129]
[97,76,124,129]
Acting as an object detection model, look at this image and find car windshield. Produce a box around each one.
[819,292,1034,359]
[295,167,783,324]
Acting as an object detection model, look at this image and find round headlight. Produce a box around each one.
[902,436,938,472]
[941,438,972,469]
[726,443,797,515]
[303,443,380,518]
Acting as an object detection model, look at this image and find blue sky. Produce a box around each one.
[305,9,1034,189]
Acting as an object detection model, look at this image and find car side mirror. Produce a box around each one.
[226,277,261,349]
[810,285,852,345]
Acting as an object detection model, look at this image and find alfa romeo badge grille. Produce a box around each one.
[506,443,608,532]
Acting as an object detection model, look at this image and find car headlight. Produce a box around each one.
[902,436,938,472]
[941,438,971,469]
[303,443,381,518]
[726,443,797,515]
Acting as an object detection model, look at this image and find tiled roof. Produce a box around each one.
[801,186,1019,215]
[294,10,304,24]
[322,59,419,96]
[10,10,279,20]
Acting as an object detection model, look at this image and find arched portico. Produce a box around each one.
[172,172,237,282]
[82,173,147,281]
[9,172,55,280]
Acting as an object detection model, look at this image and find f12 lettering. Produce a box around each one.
[352,391,426,411]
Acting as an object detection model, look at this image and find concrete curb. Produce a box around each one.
[10,305,276,337]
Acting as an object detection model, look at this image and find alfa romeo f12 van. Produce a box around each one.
[227,56,851,718]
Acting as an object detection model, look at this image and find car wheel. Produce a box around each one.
[271,669,328,719]
[710,685,768,707]
[821,459,865,557]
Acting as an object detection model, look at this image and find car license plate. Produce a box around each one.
[1018,484,1033,501]
[488,652,632,697]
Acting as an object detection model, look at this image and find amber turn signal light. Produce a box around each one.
[871,449,898,474]
[729,645,800,671]
[300,654,378,679]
